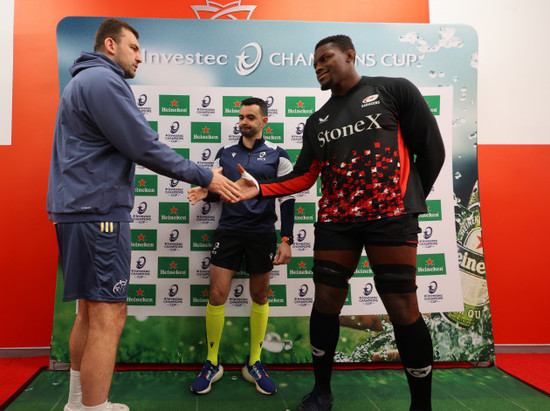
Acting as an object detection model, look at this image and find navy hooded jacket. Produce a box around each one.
[47,52,213,222]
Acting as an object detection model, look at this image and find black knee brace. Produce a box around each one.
[312,259,353,289]
[372,264,417,294]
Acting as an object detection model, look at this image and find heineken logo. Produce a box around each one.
[417,253,446,275]
[419,200,442,221]
[158,257,189,278]
[354,257,374,277]
[135,175,158,196]
[424,95,441,116]
[268,285,287,306]
[131,229,157,251]
[190,284,210,306]
[127,284,156,306]
[148,121,158,132]
[457,243,486,276]
[190,230,215,251]
[286,149,301,166]
[159,202,189,224]
[173,148,190,159]
[344,287,352,306]
[263,122,284,143]
[159,95,190,116]
[288,257,314,278]
[286,97,315,117]
[223,96,252,116]
[191,122,221,143]
[295,203,316,223]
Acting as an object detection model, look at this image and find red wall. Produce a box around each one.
[0,0,429,348]
[478,145,550,344]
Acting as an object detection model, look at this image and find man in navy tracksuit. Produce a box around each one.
[47,18,240,411]
[188,98,295,396]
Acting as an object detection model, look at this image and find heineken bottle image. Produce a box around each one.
[445,181,489,328]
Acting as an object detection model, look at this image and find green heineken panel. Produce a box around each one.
[445,181,489,328]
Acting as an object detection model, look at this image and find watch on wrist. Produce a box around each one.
[281,236,294,245]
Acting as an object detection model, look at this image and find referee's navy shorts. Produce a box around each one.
[314,214,421,250]
[55,221,131,302]
[210,229,277,275]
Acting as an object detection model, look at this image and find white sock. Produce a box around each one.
[82,400,108,411]
[67,368,82,407]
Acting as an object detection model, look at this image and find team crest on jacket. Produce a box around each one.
[362,94,380,108]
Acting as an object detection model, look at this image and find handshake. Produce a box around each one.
[189,164,259,205]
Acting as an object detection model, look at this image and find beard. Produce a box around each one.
[239,127,256,138]
[320,78,332,91]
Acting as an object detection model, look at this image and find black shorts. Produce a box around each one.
[55,221,131,302]
[314,214,421,251]
[210,230,277,274]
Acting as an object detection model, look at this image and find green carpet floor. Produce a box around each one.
[5,367,549,410]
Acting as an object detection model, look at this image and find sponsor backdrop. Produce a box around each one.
[49,18,493,364]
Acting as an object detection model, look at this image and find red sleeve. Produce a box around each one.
[260,158,321,198]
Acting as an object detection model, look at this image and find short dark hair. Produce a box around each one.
[315,35,355,52]
[241,97,268,117]
[94,18,139,52]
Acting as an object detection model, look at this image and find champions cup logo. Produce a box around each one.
[137,202,147,214]
[419,225,438,249]
[202,95,212,107]
[201,202,212,215]
[363,283,374,296]
[423,227,433,239]
[233,123,240,134]
[132,255,150,279]
[297,229,307,242]
[424,279,443,304]
[170,122,180,134]
[294,283,313,306]
[169,284,179,297]
[169,230,180,242]
[234,284,244,297]
[201,257,211,270]
[296,123,305,135]
[170,179,179,188]
[190,0,257,20]
[265,96,279,116]
[235,42,262,76]
[202,148,212,161]
[137,94,147,106]
[136,256,147,269]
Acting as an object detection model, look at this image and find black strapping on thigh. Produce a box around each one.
[312,259,354,290]
[372,264,417,294]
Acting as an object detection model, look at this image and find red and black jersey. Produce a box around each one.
[259,76,445,223]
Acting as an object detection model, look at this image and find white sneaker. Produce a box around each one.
[64,402,129,411]
[105,403,129,411]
